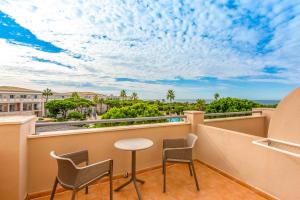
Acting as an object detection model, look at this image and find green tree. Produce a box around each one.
[173,105,184,115]
[71,92,80,99]
[71,97,94,113]
[166,89,175,102]
[92,95,99,104]
[44,100,60,117]
[104,99,121,109]
[45,99,77,118]
[93,95,99,111]
[120,90,127,100]
[205,97,260,113]
[42,88,53,103]
[214,93,220,101]
[67,111,84,120]
[102,103,163,119]
[99,98,104,113]
[195,99,206,111]
[59,100,77,118]
[131,92,138,100]
[45,97,94,119]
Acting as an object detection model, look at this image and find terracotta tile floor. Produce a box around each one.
[34,162,267,200]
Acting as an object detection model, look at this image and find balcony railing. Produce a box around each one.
[35,115,187,134]
[35,111,263,134]
[204,110,262,119]
[36,115,187,127]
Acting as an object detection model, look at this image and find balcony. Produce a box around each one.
[0,98,42,103]
[32,162,268,200]
[1,87,300,200]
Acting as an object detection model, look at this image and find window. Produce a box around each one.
[0,95,2,99]
[0,105,2,112]
[23,103,32,111]
[10,95,14,99]
[9,104,15,111]
[34,103,39,110]
[34,95,38,99]
[20,95,27,99]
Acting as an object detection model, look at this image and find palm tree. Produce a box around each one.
[42,88,53,103]
[93,95,105,114]
[120,90,127,100]
[214,93,220,101]
[99,98,104,113]
[131,92,138,100]
[166,89,175,102]
[92,95,99,111]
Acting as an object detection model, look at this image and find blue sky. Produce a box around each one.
[0,0,300,99]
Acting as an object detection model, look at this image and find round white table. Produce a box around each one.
[114,138,153,200]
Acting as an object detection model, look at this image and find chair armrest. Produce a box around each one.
[75,159,113,187]
[60,150,89,165]
[163,138,186,149]
[163,147,192,161]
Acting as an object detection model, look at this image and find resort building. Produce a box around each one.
[49,91,110,114]
[107,93,121,100]
[49,91,108,100]
[0,86,119,117]
[0,86,44,117]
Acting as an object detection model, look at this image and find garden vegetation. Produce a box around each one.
[44,89,277,123]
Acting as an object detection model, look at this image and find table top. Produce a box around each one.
[114,138,153,151]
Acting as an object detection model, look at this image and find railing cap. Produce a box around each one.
[184,111,204,114]
[0,115,36,125]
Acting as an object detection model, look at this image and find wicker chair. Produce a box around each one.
[50,150,113,200]
[162,133,200,192]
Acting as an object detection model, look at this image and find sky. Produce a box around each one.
[0,0,300,100]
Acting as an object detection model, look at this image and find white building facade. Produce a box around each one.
[0,86,44,117]
[49,92,111,114]
[0,86,121,117]
[49,92,108,100]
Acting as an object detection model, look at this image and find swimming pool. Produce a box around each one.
[167,117,184,122]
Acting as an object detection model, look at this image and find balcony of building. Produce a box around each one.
[0,102,43,117]
[32,162,269,200]
[0,94,43,103]
[1,87,300,200]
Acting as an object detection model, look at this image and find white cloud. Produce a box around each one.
[0,0,300,99]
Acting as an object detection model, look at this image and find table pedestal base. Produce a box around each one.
[114,151,145,200]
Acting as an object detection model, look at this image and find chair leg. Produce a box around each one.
[71,190,76,200]
[163,160,166,193]
[50,177,58,200]
[188,163,193,176]
[109,172,113,200]
[85,161,89,194]
[162,158,165,174]
[191,161,200,191]
[109,160,113,200]
[162,155,165,174]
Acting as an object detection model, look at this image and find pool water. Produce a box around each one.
[167,117,184,122]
